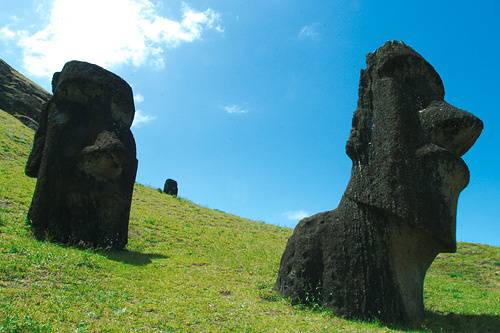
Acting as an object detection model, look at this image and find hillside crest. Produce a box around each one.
[0,59,51,129]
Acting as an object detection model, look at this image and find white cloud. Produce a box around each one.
[133,93,144,104]
[223,104,248,114]
[0,27,16,40]
[2,0,222,78]
[298,24,320,40]
[0,26,28,40]
[132,109,155,128]
[283,210,309,222]
[131,94,153,127]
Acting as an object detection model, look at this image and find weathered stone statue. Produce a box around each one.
[163,178,178,196]
[276,41,483,325]
[25,61,138,249]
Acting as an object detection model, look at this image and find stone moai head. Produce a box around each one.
[163,178,178,196]
[345,41,483,252]
[25,61,138,249]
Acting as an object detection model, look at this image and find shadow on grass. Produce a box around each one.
[288,300,499,333]
[422,311,500,333]
[100,249,169,266]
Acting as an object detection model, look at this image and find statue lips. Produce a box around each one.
[416,144,470,188]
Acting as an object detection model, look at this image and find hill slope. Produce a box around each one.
[0,110,498,332]
[0,60,51,130]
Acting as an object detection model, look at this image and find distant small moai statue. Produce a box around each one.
[276,41,483,325]
[25,61,138,249]
[163,178,178,196]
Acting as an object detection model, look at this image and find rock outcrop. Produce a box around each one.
[276,41,483,325]
[163,179,178,196]
[0,59,51,129]
[25,61,138,249]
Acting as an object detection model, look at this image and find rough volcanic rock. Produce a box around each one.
[163,179,178,196]
[276,41,483,325]
[419,101,483,156]
[0,59,51,129]
[25,61,138,249]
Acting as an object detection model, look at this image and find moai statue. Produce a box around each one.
[25,61,138,249]
[276,41,483,325]
[163,178,178,196]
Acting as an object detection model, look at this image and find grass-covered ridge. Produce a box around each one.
[0,109,498,332]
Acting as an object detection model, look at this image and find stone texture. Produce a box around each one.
[0,59,51,129]
[163,179,178,196]
[276,41,483,325]
[25,61,138,249]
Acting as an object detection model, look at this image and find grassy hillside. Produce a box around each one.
[0,109,498,332]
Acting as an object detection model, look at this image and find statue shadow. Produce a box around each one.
[99,249,169,266]
[420,311,500,333]
[383,311,500,332]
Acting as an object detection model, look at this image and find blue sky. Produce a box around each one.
[1,0,498,245]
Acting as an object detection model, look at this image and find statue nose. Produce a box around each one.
[419,100,483,156]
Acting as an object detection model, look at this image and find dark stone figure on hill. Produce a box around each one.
[163,178,178,196]
[276,41,483,325]
[25,61,138,249]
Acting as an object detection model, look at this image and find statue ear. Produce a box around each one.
[51,71,60,94]
[25,101,50,178]
[26,70,61,177]
[345,42,444,221]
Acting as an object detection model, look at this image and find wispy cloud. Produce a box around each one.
[0,0,223,78]
[298,23,320,40]
[131,93,154,127]
[133,93,144,104]
[283,210,309,222]
[222,104,248,114]
[0,26,27,40]
[132,109,155,128]
[0,27,16,39]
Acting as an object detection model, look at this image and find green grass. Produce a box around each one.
[0,109,498,332]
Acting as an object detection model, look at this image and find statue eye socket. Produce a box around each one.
[378,55,412,78]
